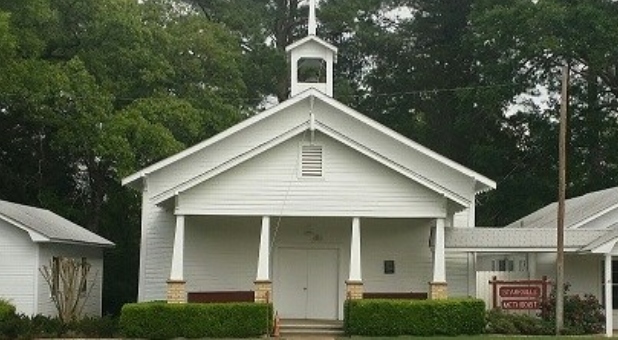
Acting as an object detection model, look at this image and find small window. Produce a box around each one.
[298,58,327,83]
[300,145,323,177]
[492,259,514,272]
[52,257,60,296]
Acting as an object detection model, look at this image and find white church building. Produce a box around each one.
[123,1,618,336]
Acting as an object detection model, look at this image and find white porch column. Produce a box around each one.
[346,217,363,299]
[167,214,186,303]
[430,217,447,299]
[528,253,537,279]
[256,216,270,280]
[254,216,272,303]
[605,253,613,337]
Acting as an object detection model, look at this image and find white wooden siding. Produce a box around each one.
[177,133,445,218]
[184,216,260,292]
[37,244,104,317]
[138,203,175,302]
[146,102,311,197]
[0,220,37,315]
[446,253,473,297]
[361,219,433,293]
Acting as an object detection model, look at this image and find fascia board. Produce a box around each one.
[121,92,313,187]
[285,36,338,53]
[0,214,49,242]
[151,122,310,205]
[312,91,496,191]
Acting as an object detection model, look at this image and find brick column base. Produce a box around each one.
[166,280,187,303]
[429,281,448,300]
[346,280,364,300]
[254,280,272,303]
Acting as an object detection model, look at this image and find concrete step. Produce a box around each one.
[279,319,344,337]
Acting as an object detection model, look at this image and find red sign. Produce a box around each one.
[499,286,540,298]
[501,299,540,310]
[489,276,550,311]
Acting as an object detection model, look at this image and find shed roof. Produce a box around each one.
[0,200,114,247]
[505,186,618,229]
[444,227,607,252]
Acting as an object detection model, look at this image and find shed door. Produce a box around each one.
[275,248,339,319]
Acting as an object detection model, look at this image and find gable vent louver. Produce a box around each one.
[301,145,323,177]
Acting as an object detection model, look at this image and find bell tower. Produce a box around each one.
[286,0,338,97]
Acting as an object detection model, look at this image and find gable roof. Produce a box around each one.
[0,200,114,247]
[505,186,618,229]
[285,36,338,54]
[122,89,496,200]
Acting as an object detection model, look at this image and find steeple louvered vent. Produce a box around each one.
[301,145,323,177]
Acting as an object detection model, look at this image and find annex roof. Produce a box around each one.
[505,186,618,229]
[122,89,496,198]
[444,227,608,252]
[0,200,114,247]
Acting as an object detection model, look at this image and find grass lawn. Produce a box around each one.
[347,336,616,339]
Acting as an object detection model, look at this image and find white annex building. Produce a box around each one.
[123,1,618,336]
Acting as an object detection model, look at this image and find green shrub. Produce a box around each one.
[486,309,550,335]
[344,298,485,336]
[69,315,118,338]
[120,302,272,339]
[0,299,17,339]
[539,283,605,334]
[0,300,15,323]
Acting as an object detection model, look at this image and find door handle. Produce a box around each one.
[303,287,307,291]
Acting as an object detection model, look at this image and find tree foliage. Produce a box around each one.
[2,0,618,314]
[0,0,250,314]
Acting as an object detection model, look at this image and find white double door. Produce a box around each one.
[275,247,339,320]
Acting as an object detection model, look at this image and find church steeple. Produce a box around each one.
[308,0,316,35]
[285,0,337,97]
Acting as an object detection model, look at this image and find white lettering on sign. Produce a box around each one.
[499,286,540,298]
[501,299,540,310]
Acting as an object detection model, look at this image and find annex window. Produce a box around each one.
[300,144,323,177]
[491,259,515,272]
[297,58,327,83]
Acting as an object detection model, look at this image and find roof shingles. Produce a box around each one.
[0,200,113,247]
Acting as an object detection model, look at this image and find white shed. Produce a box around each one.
[0,200,113,317]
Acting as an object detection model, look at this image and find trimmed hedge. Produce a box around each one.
[344,298,485,336]
[120,302,272,339]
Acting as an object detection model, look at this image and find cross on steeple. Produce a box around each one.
[308,0,317,36]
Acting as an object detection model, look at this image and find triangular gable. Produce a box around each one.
[285,36,338,55]
[176,131,448,218]
[123,89,495,204]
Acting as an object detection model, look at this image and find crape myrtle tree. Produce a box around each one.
[0,0,251,314]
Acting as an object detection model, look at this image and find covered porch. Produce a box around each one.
[164,214,451,320]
